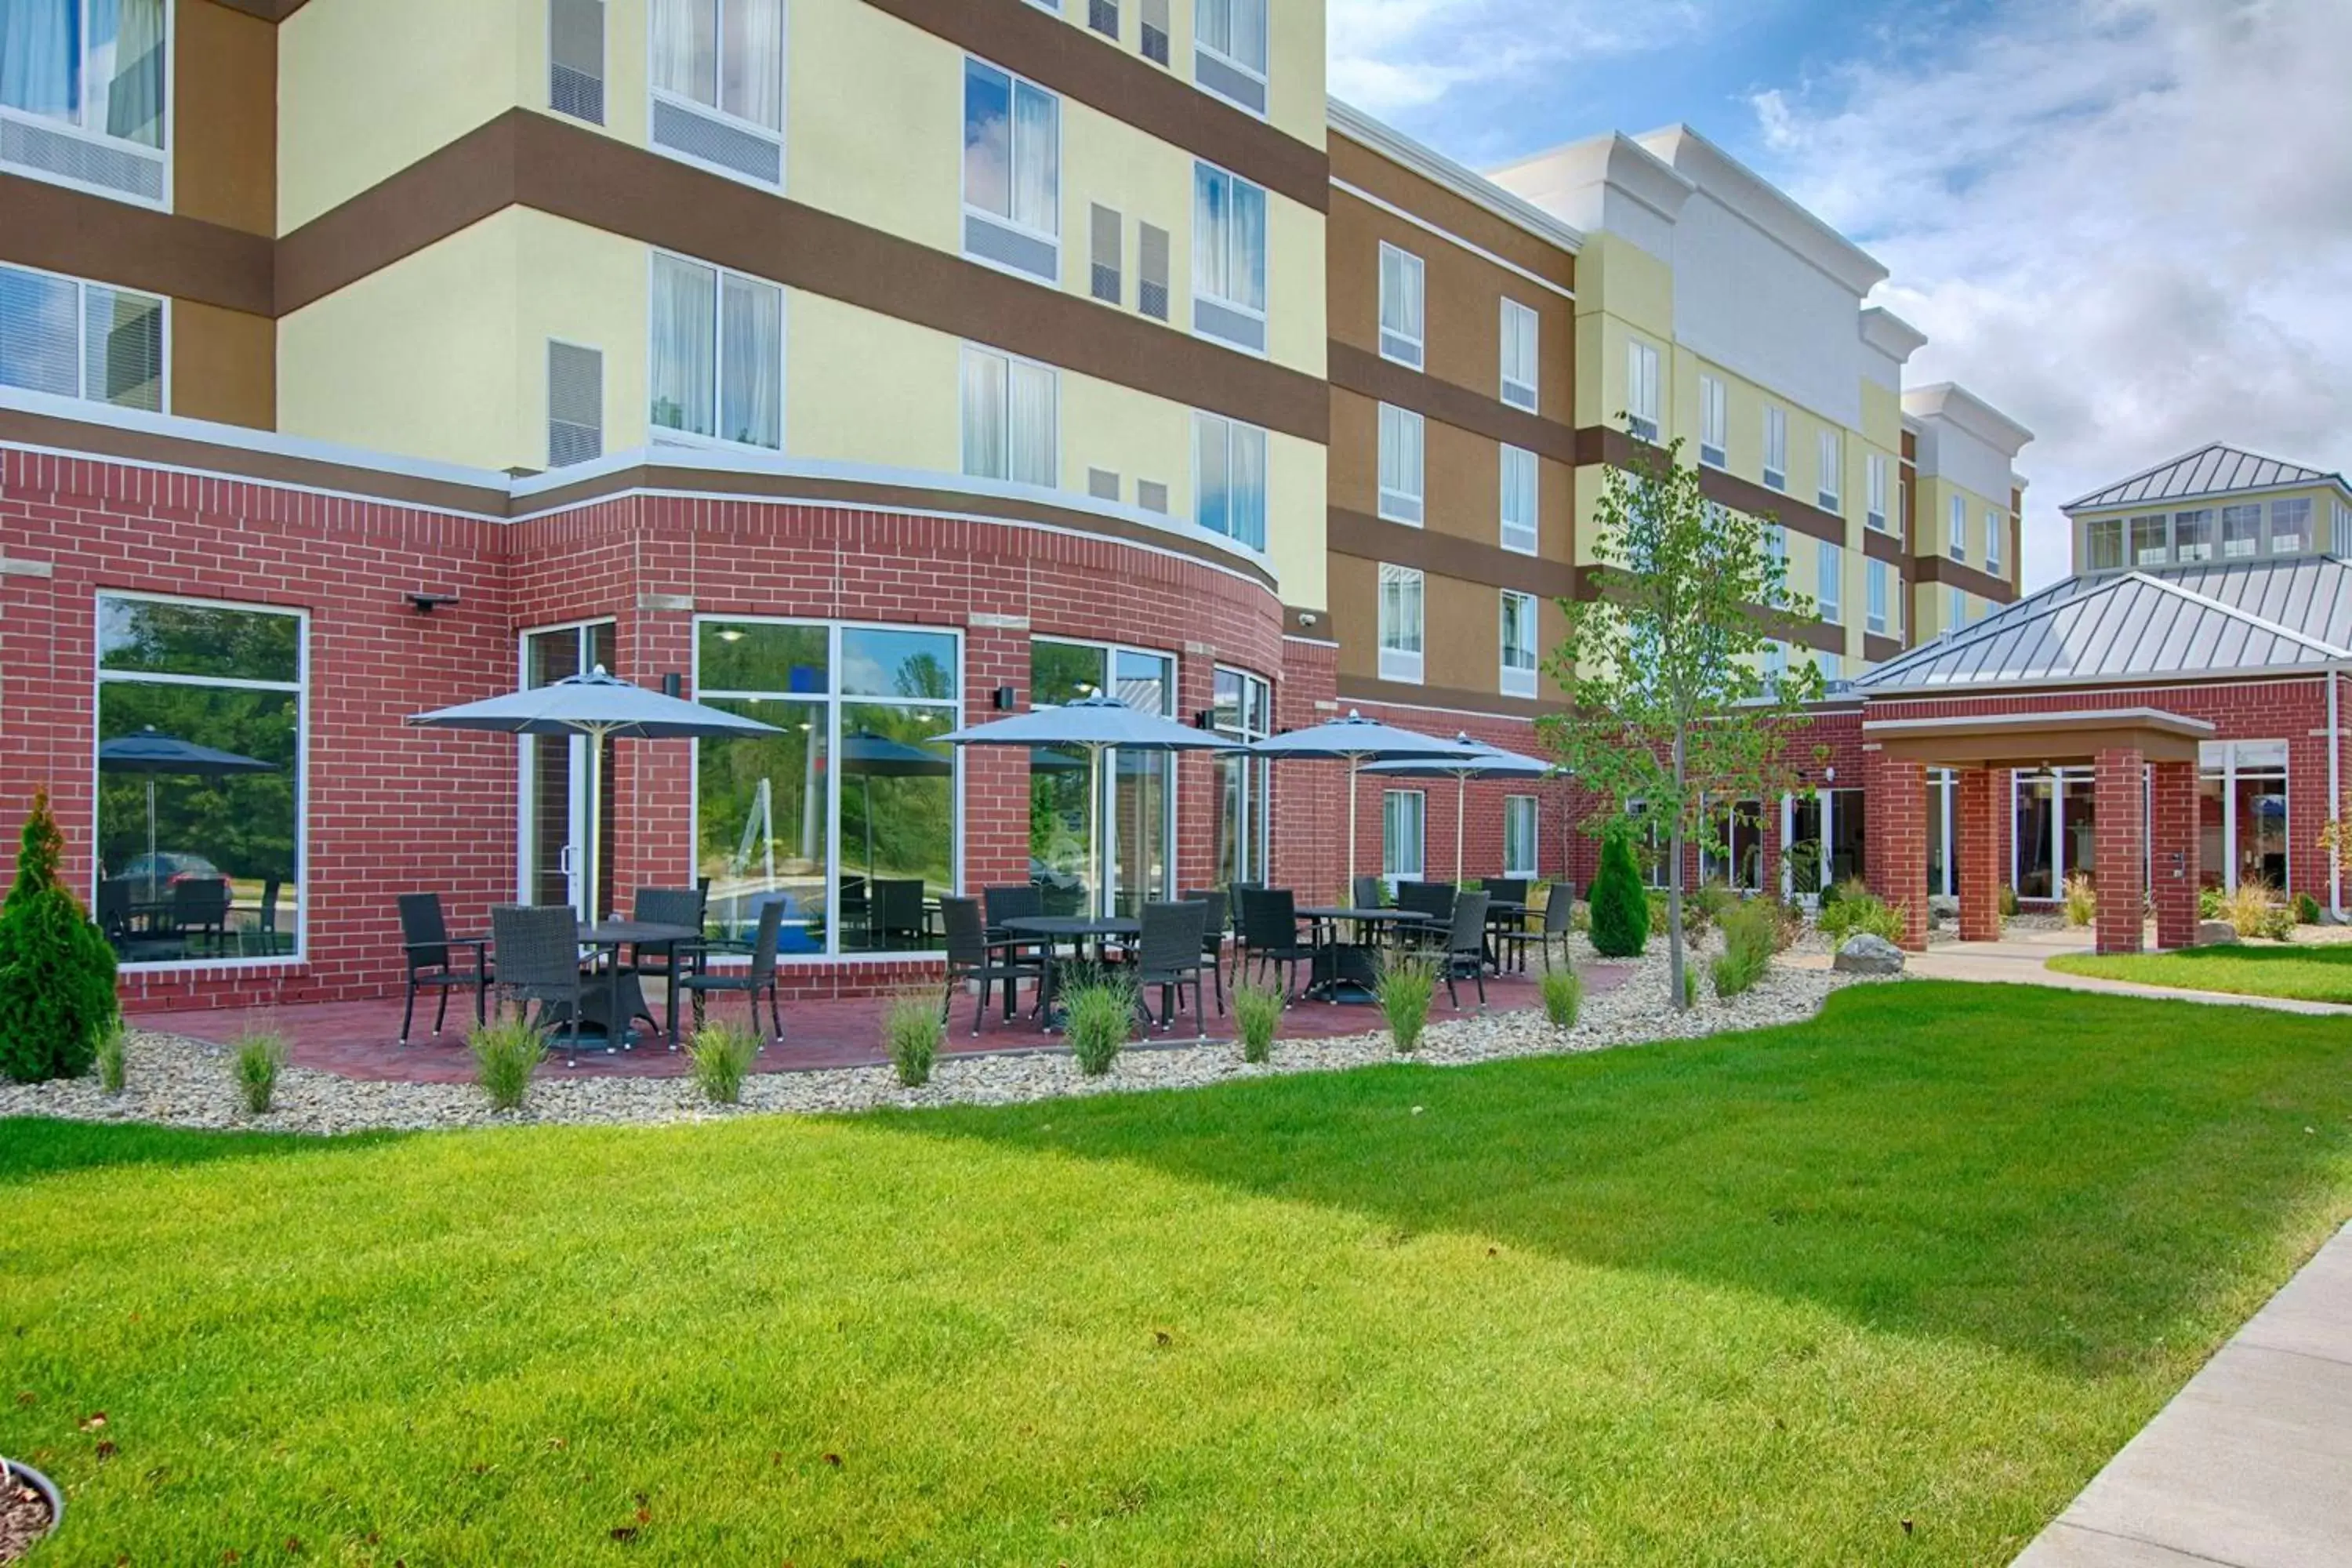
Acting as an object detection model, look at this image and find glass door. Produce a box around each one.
[521,622,615,918]
[1109,650,1174,917]
[1029,639,1178,917]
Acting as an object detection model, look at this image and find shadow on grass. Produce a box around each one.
[891,981,2352,1371]
[0,1116,410,1186]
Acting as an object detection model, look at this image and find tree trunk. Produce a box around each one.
[1668,726,1688,1011]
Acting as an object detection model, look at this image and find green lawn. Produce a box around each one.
[2049,942,2352,1005]
[3,983,2348,1566]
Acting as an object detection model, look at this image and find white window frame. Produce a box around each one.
[1817,428,1842,513]
[1817,539,1842,625]
[1985,506,2004,574]
[1500,298,1539,412]
[1192,409,1268,551]
[960,343,1060,488]
[1377,241,1425,370]
[961,54,1063,284]
[1948,494,1968,561]
[1502,795,1538,879]
[1762,405,1787,491]
[0,0,174,210]
[1866,557,1889,636]
[2196,740,2292,895]
[1382,788,1425,884]
[1500,590,1538,699]
[1376,403,1424,524]
[648,249,785,453]
[0,259,169,412]
[1947,586,1968,629]
[1698,373,1726,468]
[1624,337,1660,443]
[1500,445,1538,555]
[1866,453,1889,532]
[93,591,308,971]
[1192,158,1269,355]
[1192,0,1269,116]
[1377,563,1424,684]
[2269,497,2312,555]
[646,0,786,189]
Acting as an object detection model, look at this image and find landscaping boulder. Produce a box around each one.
[2197,920,2239,946]
[1834,934,1906,975]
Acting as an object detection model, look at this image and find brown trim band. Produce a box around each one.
[865,0,1327,214]
[1332,343,1575,463]
[1573,425,1850,548]
[206,0,308,16]
[1913,554,2018,603]
[1860,525,1905,564]
[274,111,1328,445]
[0,172,273,316]
[1328,510,1576,600]
[1570,562,1843,655]
[1864,633,1903,664]
[1336,675,1564,722]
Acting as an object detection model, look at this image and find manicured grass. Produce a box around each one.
[2049,941,2352,1005]
[3,982,2349,1565]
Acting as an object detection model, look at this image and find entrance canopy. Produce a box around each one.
[1862,706,2215,768]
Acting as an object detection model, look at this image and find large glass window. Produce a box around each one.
[2220,503,2263,559]
[1817,540,1843,625]
[1029,641,1175,917]
[1500,590,1537,699]
[1866,453,1889,531]
[0,0,166,154]
[1500,445,1538,554]
[1866,557,1889,636]
[2172,508,2212,564]
[1500,299,1539,412]
[962,345,1058,487]
[0,261,163,410]
[1376,403,1423,524]
[1624,338,1660,442]
[96,597,302,967]
[1377,564,1423,684]
[522,621,619,919]
[695,620,960,956]
[963,56,1060,281]
[1817,429,1842,513]
[2085,517,2125,572]
[1377,242,1424,369]
[2014,772,2056,899]
[1193,411,1267,550]
[1193,0,1267,111]
[2270,497,2310,554]
[649,252,782,450]
[1212,667,1272,890]
[1503,796,1537,879]
[1985,506,2004,574]
[2129,513,2168,566]
[1762,405,1787,490]
[1926,769,1955,898]
[652,0,782,127]
[1381,789,1425,883]
[1193,162,1268,351]
[2198,740,2288,892]
[1699,374,1727,468]
[1701,798,1763,891]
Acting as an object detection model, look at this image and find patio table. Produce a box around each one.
[1484,901,1529,972]
[1000,915,1142,1027]
[1297,906,1435,1000]
[579,919,702,1049]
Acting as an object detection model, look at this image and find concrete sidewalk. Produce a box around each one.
[2013,1222,2352,1566]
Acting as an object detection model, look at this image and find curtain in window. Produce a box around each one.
[1194,413,1229,537]
[649,255,717,438]
[1380,249,1421,345]
[1011,80,1058,234]
[962,60,1011,218]
[1232,177,1266,312]
[1006,358,1056,487]
[1193,167,1225,301]
[0,0,78,118]
[960,350,1006,480]
[93,0,165,147]
[719,272,781,448]
[1229,421,1265,549]
[652,0,717,106]
[721,0,783,130]
[85,284,161,410]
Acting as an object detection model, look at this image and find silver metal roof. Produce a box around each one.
[2065,444,2341,511]
[1857,556,2352,694]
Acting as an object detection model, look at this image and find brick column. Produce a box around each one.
[960,625,1033,895]
[2150,758,2201,949]
[1174,647,1220,898]
[2093,746,2146,956]
[1956,766,2002,942]
[1866,751,1929,951]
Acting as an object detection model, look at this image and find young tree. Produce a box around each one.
[1539,437,1828,1009]
[0,788,122,1082]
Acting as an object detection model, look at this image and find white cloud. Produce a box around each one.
[1327,0,1708,118]
[1750,0,2352,588]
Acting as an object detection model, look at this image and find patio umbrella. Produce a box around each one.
[840,728,953,879]
[939,694,1231,916]
[97,726,277,901]
[1247,713,1483,893]
[1362,734,1555,884]
[408,666,782,923]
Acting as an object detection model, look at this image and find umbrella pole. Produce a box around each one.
[1347,756,1359,899]
[1457,773,1468,885]
[583,725,604,924]
[1089,746,1104,919]
[147,777,158,903]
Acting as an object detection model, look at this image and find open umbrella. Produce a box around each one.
[1362,734,1555,884]
[408,666,782,922]
[939,694,1231,916]
[1247,713,1482,894]
[98,726,277,901]
[840,728,953,881]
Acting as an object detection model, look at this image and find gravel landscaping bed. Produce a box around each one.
[0,942,1870,1136]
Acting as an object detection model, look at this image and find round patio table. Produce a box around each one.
[1000,915,1142,1028]
[579,919,702,1049]
[1297,907,1435,1000]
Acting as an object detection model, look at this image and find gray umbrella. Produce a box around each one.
[841,729,953,879]
[940,695,1231,916]
[98,726,278,901]
[1363,734,1555,884]
[1247,712,1483,891]
[409,666,782,921]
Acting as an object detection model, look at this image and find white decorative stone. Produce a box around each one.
[1834,934,1907,975]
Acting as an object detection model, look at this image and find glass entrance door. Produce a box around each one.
[521,622,615,918]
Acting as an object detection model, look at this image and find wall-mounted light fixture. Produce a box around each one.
[407,592,460,615]
[992,685,1018,711]
[661,673,684,698]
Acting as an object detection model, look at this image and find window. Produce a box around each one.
[964,57,1061,282]
[1984,506,2004,574]
[2170,508,2211,564]
[2221,503,2263,558]
[0,262,163,410]
[1866,557,1889,636]
[1382,789,1425,881]
[1138,223,1171,320]
[1817,429,1842,513]
[1866,453,1889,531]
[1377,564,1424,684]
[2198,740,2289,894]
[1500,590,1537,698]
[649,252,782,450]
[696,619,960,956]
[1500,445,1538,554]
[0,0,167,205]
[2336,501,2351,553]
[1194,412,1267,550]
[960,345,1058,487]
[2085,517,2125,571]
[1503,796,1537,879]
[547,340,604,468]
[1194,0,1268,115]
[1376,404,1424,524]
[1947,586,1968,629]
[1626,800,1669,889]
[1702,798,1765,891]
[1762,640,1787,696]
[1139,0,1171,64]
[1032,641,1177,916]
[1377,243,1425,369]
[1817,540,1842,624]
[1088,203,1121,304]
[1817,651,1842,681]
[96,596,303,968]
[2270,497,2311,554]
[1762,405,1787,490]
[550,0,607,125]
[1501,299,1539,412]
[2129,513,2169,566]
[1699,374,1726,468]
[650,0,784,185]
[1087,0,1118,36]
[1212,666,1274,888]
[1625,338,1660,442]
[1194,162,1268,352]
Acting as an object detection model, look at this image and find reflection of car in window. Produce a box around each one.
[115,851,224,886]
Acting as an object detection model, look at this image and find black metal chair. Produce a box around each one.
[172,877,231,956]
[1180,887,1229,1013]
[676,898,785,1047]
[942,895,1045,1036]
[244,877,283,956]
[491,903,588,1063]
[870,878,928,950]
[984,884,1047,966]
[1395,880,1456,953]
[1236,887,1314,1001]
[1352,874,1386,909]
[1501,886,1577,974]
[1482,878,1531,907]
[398,892,493,1046]
[1133,900,1210,1033]
[1438,891,1492,1011]
[626,887,706,977]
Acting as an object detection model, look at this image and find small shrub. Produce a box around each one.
[2199,884,2225,920]
[232,1030,289,1116]
[1232,981,1283,1064]
[0,788,120,1084]
[2062,871,2098,928]
[1686,881,1737,937]
[1374,956,1437,1054]
[1681,967,1700,1009]
[93,1017,127,1095]
[1820,891,1906,949]
[469,1014,546,1111]
[2221,878,2289,940]
[2292,891,2323,926]
[1539,967,1582,1028]
[1588,830,1650,957]
[1998,884,2020,919]
[884,991,942,1087]
[1771,899,1808,952]
[1816,878,1844,913]
[1711,900,1778,998]
[1569,901,1592,933]
[686,1019,759,1105]
[1063,975,1135,1076]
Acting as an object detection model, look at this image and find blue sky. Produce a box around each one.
[1331,0,2352,590]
